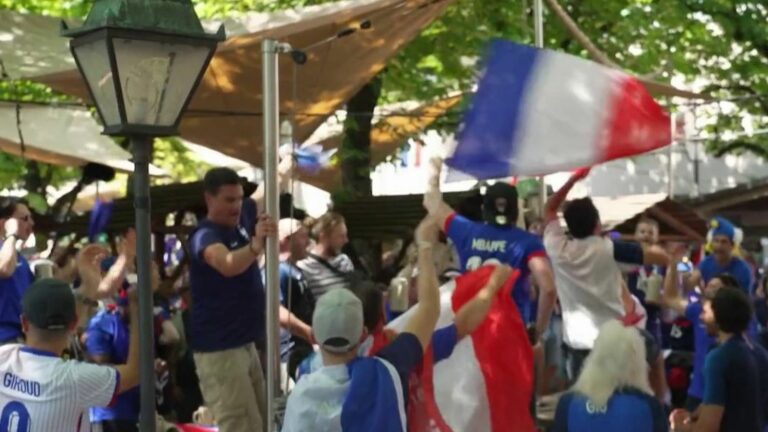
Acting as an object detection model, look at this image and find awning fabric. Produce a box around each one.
[0,102,166,176]
[28,0,454,167]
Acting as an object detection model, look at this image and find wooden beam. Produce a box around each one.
[646,206,706,242]
[693,185,768,214]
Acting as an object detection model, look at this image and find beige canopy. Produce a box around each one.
[32,0,454,168]
[0,102,166,175]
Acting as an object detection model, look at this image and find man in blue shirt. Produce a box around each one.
[283,218,442,432]
[695,217,753,295]
[423,158,557,344]
[85,295,140,432]
[0,198,35,344]
[276,218,314,380]
[662,247,741,413]
[671,287,768,432]
[189,167,276,432]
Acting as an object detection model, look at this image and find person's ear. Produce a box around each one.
[68,317,78,332]
[19,315,29,334]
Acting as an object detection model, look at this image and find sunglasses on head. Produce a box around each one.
[17,215,31,222]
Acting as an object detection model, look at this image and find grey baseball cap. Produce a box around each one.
[312,288,364,353]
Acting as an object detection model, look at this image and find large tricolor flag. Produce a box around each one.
[446,39,671,179]
[388,266,534,432]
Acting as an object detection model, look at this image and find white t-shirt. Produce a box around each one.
[544,221,643,350]
[0,344,118,432]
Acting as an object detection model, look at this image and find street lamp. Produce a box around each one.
[61,1,224,430]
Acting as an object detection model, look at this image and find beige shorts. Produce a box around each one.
[194,343,266,432]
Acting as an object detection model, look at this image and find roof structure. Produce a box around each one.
[27,0,455,167]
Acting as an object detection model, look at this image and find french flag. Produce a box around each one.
[447,39,671,179]
[388,266,534,432]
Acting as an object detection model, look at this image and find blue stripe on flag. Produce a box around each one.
[448,39,541,179]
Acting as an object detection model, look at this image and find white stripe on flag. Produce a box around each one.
[510,51,619,174]
[376,357,408,432]
[433,336,492,431]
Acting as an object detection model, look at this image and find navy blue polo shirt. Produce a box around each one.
[703,335,768,432]
[0,244,33,342]
[189,219,265,352]
[553,388,667,432]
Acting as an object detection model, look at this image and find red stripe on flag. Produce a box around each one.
[450,266,535,432]
[600,76,671,163]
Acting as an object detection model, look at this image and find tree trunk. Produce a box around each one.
[336,74,383,201]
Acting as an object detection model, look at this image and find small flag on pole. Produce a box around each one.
[446,39,671,179]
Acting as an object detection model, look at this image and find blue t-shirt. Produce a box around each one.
[445,213,545,318]
[686,299,715,400]
[703,336,768,432]
[553,388,667,432]
[0,247,33,342]
[374,332,424,398]
[189,219,265,352]
[699,255,754,294]
[276,262,311,360]
[627,266,665,342]
[85,310,140,422]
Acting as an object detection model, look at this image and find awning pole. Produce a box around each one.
[534,0,548,213]
[262,38,281,430]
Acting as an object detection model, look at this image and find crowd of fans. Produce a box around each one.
[0,157,766,432]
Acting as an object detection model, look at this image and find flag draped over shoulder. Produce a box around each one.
[388,266,535,432]
[446,39,671,179]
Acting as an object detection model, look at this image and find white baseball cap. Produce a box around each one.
[278,218,303,242]
[312,288,363,353]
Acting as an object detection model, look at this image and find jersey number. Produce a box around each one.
[465,256,502,271]
[0,402,30,432]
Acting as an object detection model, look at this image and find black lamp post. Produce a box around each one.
[62,2,224,430]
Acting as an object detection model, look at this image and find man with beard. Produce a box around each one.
[298,212,356,300]
[671,287,768,431]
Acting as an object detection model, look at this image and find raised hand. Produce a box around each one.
[252,215,277,256]
[3,218,18,238]
[76,244,108,299]
[414,218,440,246]
[487,264,514,289]
[423,158,443,213]
[571,167,591,181]
[118,229,137,258]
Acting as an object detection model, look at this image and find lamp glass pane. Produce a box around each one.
[113,38,211,127]
[72,38,120,127]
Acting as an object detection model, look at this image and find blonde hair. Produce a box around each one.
[311,212,346,239]
[572,321,652,408]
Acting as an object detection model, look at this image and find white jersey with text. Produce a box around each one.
[0,344,118,432]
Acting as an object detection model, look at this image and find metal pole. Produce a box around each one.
[668,112,676,198]
[262,38,281,430]
[534,0,547,213]
[132,135,156,432]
